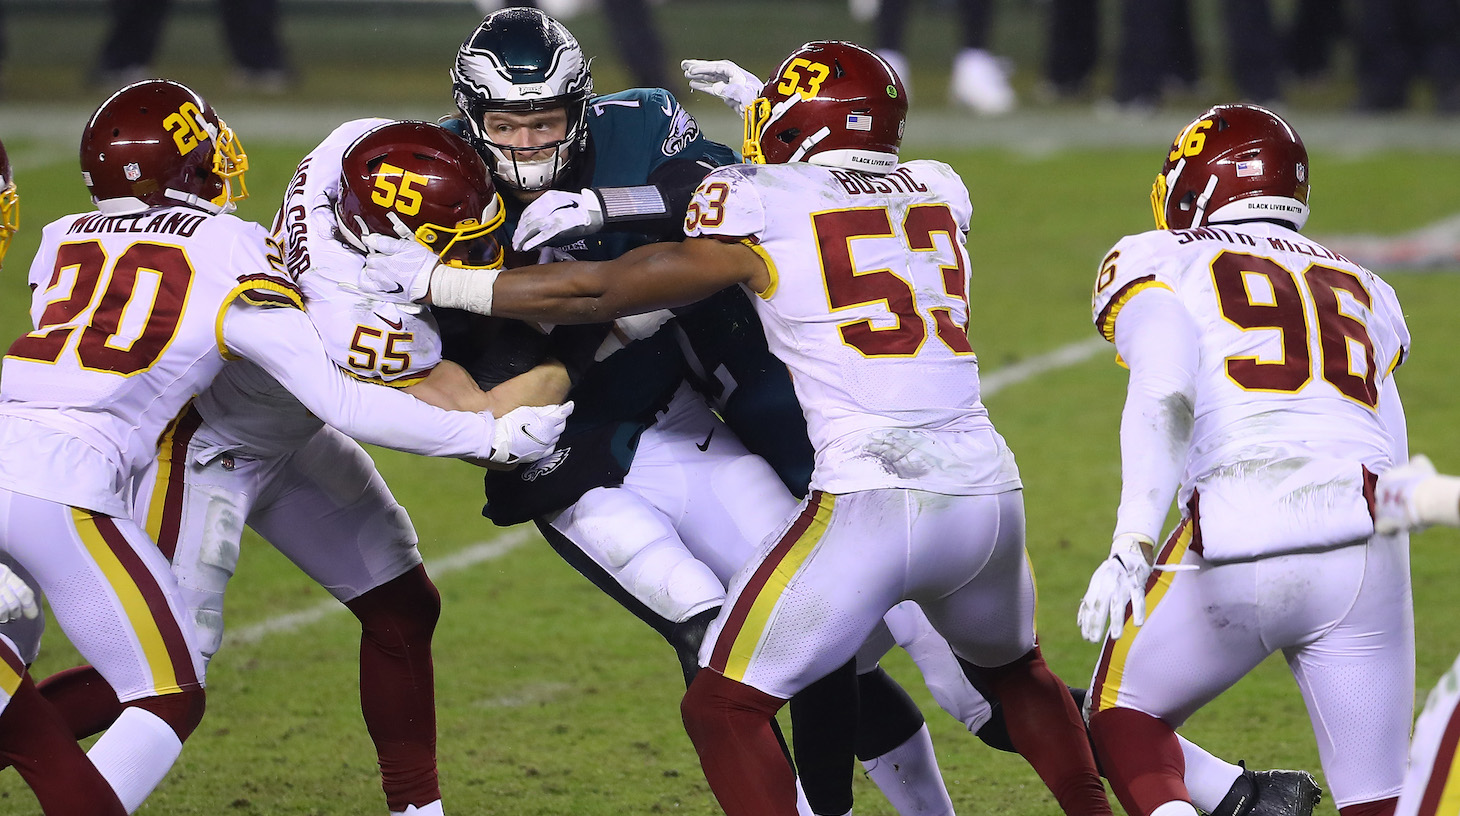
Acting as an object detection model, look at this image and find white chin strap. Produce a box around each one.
[1190,174,1219,227]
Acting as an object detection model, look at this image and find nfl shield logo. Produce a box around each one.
[124,162,142,181]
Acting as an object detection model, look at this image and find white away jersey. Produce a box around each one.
[1092,222,1411,556]
[685,161,1020,496]
[197,118,445,458]
[0,207,302,516]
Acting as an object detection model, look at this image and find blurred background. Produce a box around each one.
[1,0,1456,115]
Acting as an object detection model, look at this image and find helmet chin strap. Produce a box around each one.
[163,187,230,215]
[788,127,831,164]
[386,211,416,241]
[1191,174,1219,227]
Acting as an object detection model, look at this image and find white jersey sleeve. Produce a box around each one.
[1110,285,1200,542]
[219,294,496,460]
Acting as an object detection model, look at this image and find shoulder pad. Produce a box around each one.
[685,166,763,240]
[229,273,306,310]
[1091,231,1179,342]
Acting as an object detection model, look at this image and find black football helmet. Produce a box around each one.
[0,137,16,268]
[743,41,907,174]
[1152,104,1310,231]
[334,121,506,270]
[79,79,249,215]
[450,8,593,191]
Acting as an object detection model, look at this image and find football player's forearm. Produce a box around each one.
[480,359,572,416]
[1111,290,1198,540]
[404,360,497,414]
[438,243,686,324]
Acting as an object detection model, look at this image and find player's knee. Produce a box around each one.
[978,645,1045,684]
[682,669,779,745]
[130,687,206,742]
[621,537,724,623]
[350,565,441,644]
[668,606,719,688]
[855,667,925,759]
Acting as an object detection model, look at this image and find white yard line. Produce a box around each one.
[224,525,538,647]
[222,336,1107,647]
[980,337,1108,396]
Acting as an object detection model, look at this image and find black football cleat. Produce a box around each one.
[1208,764,1323,816]
[1247,769,1323,816]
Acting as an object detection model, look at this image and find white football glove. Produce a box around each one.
[489,401,574,466]
[1375,454,1460,535]
[1375,454,1438,535]
[0,563,39,625]
[681,58,763,116]
[1077,533,1155,644]
[358,234,439,304]
[513,189,604,252]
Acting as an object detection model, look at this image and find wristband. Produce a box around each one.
[594,185,669,223]
[430,266,500,315]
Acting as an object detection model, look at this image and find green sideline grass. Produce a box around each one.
[0,138,1458,813]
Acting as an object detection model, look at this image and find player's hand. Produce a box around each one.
[0,563,39,625]
[681,59,763,116]
[1077,533,1154,644]
[360,234,439,303]
[1376,454,1439,535]
[489,401,574,465]
[513,189,604,252]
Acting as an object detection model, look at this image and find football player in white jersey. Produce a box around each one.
[1076,104,1412,816]
[419,40,1114,816]
[0,80,568,814]
[1374,460,1460,810]
[1395,648,1460,816]
[28,119,570,816]
[0,136,133,816]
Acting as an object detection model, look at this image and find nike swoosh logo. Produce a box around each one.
[696,428,714,452]
[559,201,580,211]
[521,425,549,445]
[377,314,404,330]
[661,101,674,117]
[385,282,404,294]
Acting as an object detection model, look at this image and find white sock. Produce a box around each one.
[1176,733,1241,812]
[1151,801,1201,816]
[860,724,954,816]
[86,707,184,813]
[391,801,444,816]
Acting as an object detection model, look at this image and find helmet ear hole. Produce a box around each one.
[776,128,801,145]
[1178,190,1198,213]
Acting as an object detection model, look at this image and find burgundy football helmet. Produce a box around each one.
[79,79,249,215]
[335,121,506,269]
[1152,104,1310,231]
[743,41,907,174]
[0,138,16,267]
